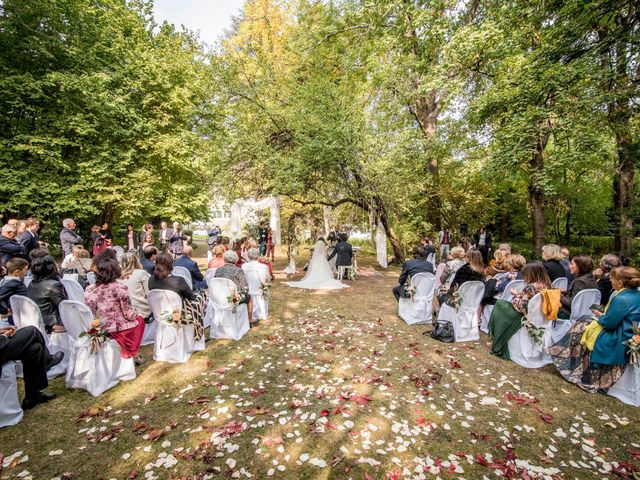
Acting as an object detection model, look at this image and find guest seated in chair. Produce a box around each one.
[208,244,225,269]
[393,245,434,302]
[486,248,510,277]
[549,266,640,393]
[214,251,253,323]
[437,249,484,306]
[488,262,552,360]
[63,246,92,285]
[0,325,63,409]
[439,246,466,289]
[595,254,622,307]
[174,246,207,290]
[140,246,157,275]
[26,255,67,333]
[494,254,526,295]
[242,248,271,282]
[118,252,151,322]
[558,255,597,319]
[149,253,207,334]
[542,244,566,282]
[84,253,146,365]
[0,258,29,325]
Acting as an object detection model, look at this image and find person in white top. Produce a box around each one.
[117,252,151,318]
[242,248,270,281]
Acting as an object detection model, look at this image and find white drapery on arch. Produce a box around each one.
[230,196,281,245]
[376,221,388,268]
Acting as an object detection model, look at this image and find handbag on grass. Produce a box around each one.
[429,320,455,343]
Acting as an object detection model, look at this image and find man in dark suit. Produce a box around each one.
[174,246,207,290]
[392,245,435,301]
[258,221,268,256]
[0,258,29,324]
[0,325,63,409]
[0,224,26,264]
[327,233,353,268]
[473,227,492,266]
[19,218,40,258]
[141,246,157,275]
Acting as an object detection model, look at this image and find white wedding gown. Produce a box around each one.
[285,241,349,290]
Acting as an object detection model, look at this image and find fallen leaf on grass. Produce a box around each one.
[351,394,373,406]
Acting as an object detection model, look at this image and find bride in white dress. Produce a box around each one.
[285,239,349,290]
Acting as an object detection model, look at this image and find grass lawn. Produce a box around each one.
[0,246,638,480]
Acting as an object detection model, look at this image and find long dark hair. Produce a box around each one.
[94,256,121,285]
[522,262,552,288]
[154,252,174,279]
[30,255,59,282]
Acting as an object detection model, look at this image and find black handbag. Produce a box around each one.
[429,320,455,343]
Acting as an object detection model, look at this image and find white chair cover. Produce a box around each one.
[507,294,553,368]
[61,278,85,303]
[203,268,218,329]
[432,263,447,292]
[480,280,526,334]
[207,250,213,263]
[0,362,23,428]
[86,272,96,285]
[113,246,124,261]
[436,281,485,342]
[23,276,33,288]
[172,267,193,290]
[426,253,436,266]
[398,273,435,325]
[10,295,68,380]
[208,278,250,341]
[59,300,135,396]
[608,365,640,406]
[141,317,157,346]
[62,273,79,283]
[545,289,602,347]
[552,277,568,291]
[148,290,203,363]
[244,267,269,321]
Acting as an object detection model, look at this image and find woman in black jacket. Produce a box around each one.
[438,249,486,305]
[559,255,597,318]
[26,255,67,332]
[541,244,566,282]
[595,254,621,307]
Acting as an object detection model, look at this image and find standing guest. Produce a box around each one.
[158,221,172,251]
[392,245,434,301]
[6,219,17,227]
[327,233,354,271]
[258,222,268,256]
[142,223,154,238]
[0,224,26,264]
[124,224,140,252]
[149,253,207,333]
[19,218,40,258]
[473,227,492,266]
[175,246,207,290]
[168,222,188,257]
[89,225,101,253]
[15,220,27,242]
[84,254,145,365]
[208,245,226,269]
[558,255,597,319]
[26,255,67,333]
[549,267,640,393]
[142,232,154,250]
[266,227,275,262]
[140,246,157,275]
[488,262,552,360]
[99,223,113,242]
[207,225,221,249]
[439,246,467,289]
[233,239,245,268]
[214,251,253,323]
[421,237,436,257]
[59,218,83,258]
[437,228,451,260]
[0,324,63,409]
[438,249,485,306]
[595,254,622,307]
[0,258,29,325]
[118,253,151,321]
[542,244,566,282]
[92,224,111,257]
[560,246,575,285]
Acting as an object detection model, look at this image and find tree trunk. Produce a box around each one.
[376,203,405,264]
[564,204,571,246]
[613,129,635,253]
[529,128,551,255]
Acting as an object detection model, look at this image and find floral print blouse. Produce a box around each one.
[84,282,140,333]
[510,282,547,316]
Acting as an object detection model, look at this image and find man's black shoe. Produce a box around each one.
[46,352,64,371]
[21,391,56,410]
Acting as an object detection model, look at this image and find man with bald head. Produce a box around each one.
[174,245,207,290]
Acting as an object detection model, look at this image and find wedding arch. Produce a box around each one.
[230,196,281,245]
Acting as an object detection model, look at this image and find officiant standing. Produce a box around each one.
[258,221,268,256]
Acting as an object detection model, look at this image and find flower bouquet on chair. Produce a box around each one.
[403,282,416,300]
[623,322,640,367]
[79,314,109,354]
[260,282,272,299]
[444,285,464,310]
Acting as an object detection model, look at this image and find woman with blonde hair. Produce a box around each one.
[439,246,466,288]
[494,254,526,295]
[550,266,640,393]
[542,244,566,281]
[118,252,151,320]
[208,244,226,269]
[486,249,509,276]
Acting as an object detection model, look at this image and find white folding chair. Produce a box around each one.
[62,273,79,283]
[0,362,23,428]
[398,273,435,325]
[432,263,447,292]
[427,253,436,267]
[61,278,85,303]
[507,294,553,368]
[10,295,68,380]
[608,365,640,406]
[23,276,33,288]
[244,267,270,321]
[545,289,601,347]
[436,281,485,342]
[113,246,124,261]
[203,268,218,329]
[552,277,568,291]
[86,272,96,285]
[208,278,250,341]
[172,267,193,290]
[59,300,135,396]
[148,290,203,363]
[480,279,526,334]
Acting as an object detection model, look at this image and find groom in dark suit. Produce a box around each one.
[392,245,434,301]
[327,233,353,268]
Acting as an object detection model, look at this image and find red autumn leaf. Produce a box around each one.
[449,359,462,369]
[320,409,330,417]
[128,472,139,479]
[416,417,428,426]
[364,474,373,480]
[148,429,166,441]
[221,421,245,436]
[627,449,640,460]
[326,421,338,430]
[132,422,152,434]
[351,394,373,406]
[455,452,467,457]
[475,454,489,466]
[504,391,537,405]
[533,406,553,424]
[375,331,387,338]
